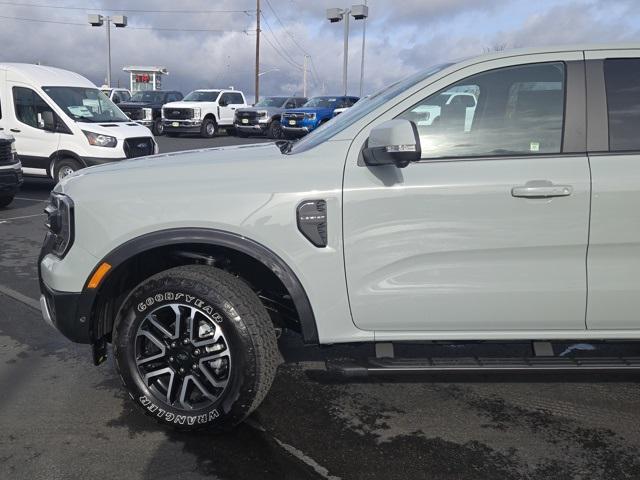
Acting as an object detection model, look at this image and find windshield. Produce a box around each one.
[130,91,165,103]
[43,86,129,123]
[303,96,340,108]
[289,63,452,154]
[255,97,288,107]
[183,90,220,102]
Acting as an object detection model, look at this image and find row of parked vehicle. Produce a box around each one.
[0,61,364,210]
[100,84,361,140]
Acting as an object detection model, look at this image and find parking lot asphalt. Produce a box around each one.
[2,136,640,480]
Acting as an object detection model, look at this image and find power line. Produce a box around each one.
[263,0,323,88]
[0,13,248,33]
[0,1,253,14]
[259,12,301,68]
[260,32,303,70]
[263,0,310,56]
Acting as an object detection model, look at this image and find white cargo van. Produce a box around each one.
[0,64,157,181]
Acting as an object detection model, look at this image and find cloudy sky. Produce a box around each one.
[0,0,639,99]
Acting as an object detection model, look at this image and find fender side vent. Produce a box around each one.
[297,200,327,248]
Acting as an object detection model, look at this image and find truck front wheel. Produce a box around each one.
[200,118,217,138]
[112,265,280,430]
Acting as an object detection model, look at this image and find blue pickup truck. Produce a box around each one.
[280,95,359,138]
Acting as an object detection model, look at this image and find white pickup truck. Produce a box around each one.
[162,89,247,138]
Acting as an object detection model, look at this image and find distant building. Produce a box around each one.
[122,66,168,92]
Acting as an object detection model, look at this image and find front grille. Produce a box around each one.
[120,107,144,120]
[124,137,154,158]
[236,110,259,125]
[0,140,14,166]
[163,108,193,120]
[283,113,305,120]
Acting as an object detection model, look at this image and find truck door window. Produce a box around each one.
[13,87,55,129]
[604,58,640,152]
[398,62,566,159]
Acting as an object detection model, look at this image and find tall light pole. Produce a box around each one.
[255,0,261,104]
[88,14,128,88]
[326,5,368,96]
[355,3,369,97]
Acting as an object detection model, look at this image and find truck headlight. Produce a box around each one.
[82,130,117,148]
[193,108,202,120]
[143,108,153,120]
[10,140,17,161]
[304,112,316,120]
[257,110,269,123]
[44,193,74,258]
[161,108,166,119]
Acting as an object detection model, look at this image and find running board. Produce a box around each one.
[326,356,640,377]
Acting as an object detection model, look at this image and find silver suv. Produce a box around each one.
[39,45,640,430]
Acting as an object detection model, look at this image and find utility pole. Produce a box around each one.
[303,55,309,97]
[254,0,261,104]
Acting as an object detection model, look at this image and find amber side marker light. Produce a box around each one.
[87,262,111,289]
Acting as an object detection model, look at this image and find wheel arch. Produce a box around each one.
[87,228,319,345]
[49,150,87,177]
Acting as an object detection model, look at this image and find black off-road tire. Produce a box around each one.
[112,265,280,431]
[0,195,14,208]
[200,118,217,138]
[153,118,164,136]
[54,158,82,182]
[267,119,283,139]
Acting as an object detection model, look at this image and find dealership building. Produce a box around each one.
[122,66,169,92]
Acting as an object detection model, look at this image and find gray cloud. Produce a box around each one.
[0,0,639,101]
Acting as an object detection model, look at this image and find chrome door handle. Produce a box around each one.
[511,182,573,198]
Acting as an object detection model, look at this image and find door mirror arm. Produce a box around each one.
[362,119,421,168]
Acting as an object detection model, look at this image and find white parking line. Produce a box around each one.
[0,285,40,311]
[246,418,342,480]
[15,196,46,202]
[0,213,45,223]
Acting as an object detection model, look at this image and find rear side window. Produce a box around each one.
[604,58,640,151]
[13,87,55,129]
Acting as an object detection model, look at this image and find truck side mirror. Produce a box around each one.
[362,119,421,168]
[41,110,56,132]
[218,99,228,107]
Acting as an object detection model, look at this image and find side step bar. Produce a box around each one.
[326,356,640,377]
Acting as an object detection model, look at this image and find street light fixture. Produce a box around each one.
[88,14,128,88]
[326,4,368,96]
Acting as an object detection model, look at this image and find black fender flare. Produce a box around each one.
[87,228,319,344]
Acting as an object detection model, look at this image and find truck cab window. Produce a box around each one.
[398,62,565,159]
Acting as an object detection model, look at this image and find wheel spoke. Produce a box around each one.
[136,330,166,366]
[199,353,230,389]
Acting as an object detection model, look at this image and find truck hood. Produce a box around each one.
[119,101,154,109]
[284,107,334,116]
[59,142,279,188]
[75,121,153,140]
[236,106,283,114]
[163,101,212,109]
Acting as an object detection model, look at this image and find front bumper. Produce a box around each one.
[163,119,202,133]
[38,233,95,344]
[0,162,23,195]
[281,125,310,137]
[234,122,268,132]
